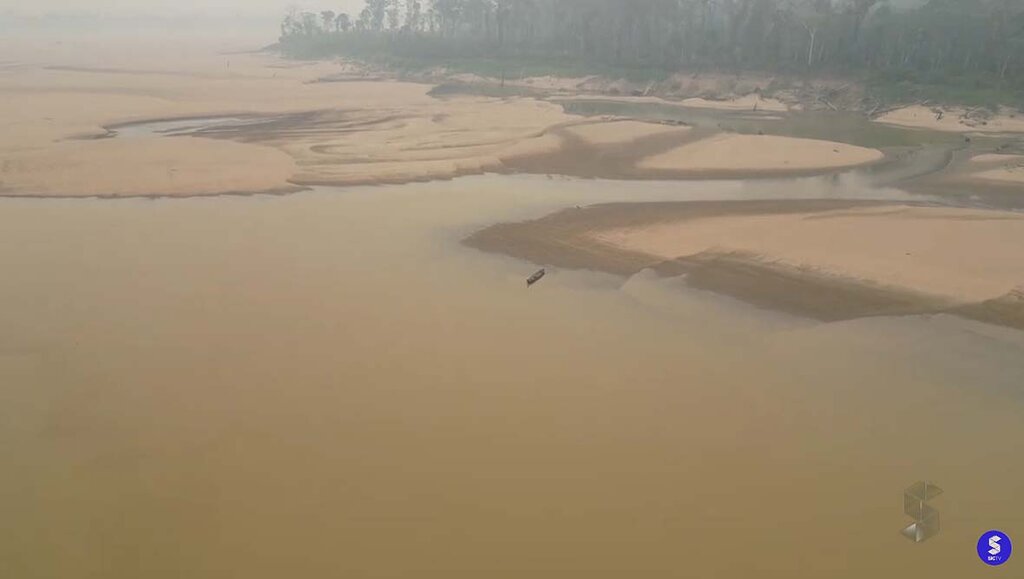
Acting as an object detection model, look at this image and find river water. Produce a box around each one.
[2,175,1023,578]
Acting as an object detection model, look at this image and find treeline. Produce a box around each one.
[281,1,1024,90]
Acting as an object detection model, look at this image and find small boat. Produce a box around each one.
[527,269,546,287]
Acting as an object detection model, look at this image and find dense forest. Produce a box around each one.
[280,0,1024,97]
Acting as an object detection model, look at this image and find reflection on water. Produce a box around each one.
[1,175,1022,578]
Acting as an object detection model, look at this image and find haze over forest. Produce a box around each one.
[276,0,1024,105]
[0,0,362,35]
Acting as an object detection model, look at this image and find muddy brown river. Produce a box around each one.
[2,175,1022,578]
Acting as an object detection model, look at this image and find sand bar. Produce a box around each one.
[561,120,689,145]
[971,154,1024,164]
[592,205,1024,303]
[0,37,900,195]
[0,45,580,196]
[1,137,298,197]
[876,105,1024,133]
[467,200,1024,326]
[560,93,789,112]
[958,154,1024,186]
[638,134,883,173]
[973,167,1024,185]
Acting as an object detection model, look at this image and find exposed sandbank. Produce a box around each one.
[558,93,790,112]
[1,44,890,196]
[0,47,577,195]
[971,154,1024,164]
[466,200,1024,327]
[561,119,689,145]
[637,134,883,173]
[974,168,1024,185]
[591,205,1024,303]
[1,137,298,197]
[876,105,1024,133]
[962,154,1024,185]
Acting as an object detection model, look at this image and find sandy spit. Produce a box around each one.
[591,204,1024,303]
[466,200,1024,326]
[637,134,883,173]
[959,154,1024,186]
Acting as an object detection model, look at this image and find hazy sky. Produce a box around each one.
[2,0,365,18]
[0,0,931,25]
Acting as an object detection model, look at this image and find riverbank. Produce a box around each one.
[1,41,905,197]
[876,105,1024,133]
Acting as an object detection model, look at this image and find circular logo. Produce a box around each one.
[978,530,1013,566]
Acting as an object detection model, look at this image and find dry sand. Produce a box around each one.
[876,105,1024,133]
[637,134,883,173]
[1,138,298,197]
[560,119,689,145]
[0,41,577,195]
[974,167,1024,185]
[971,154,1024,163]
[591,205,1024,303]
[0,37,895,196]
[559,93,789,112]
[962,154,1024,185]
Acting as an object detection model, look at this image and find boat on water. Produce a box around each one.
[527,269,546,287]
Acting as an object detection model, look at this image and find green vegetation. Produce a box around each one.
[298,37,671,83]
[280,1,1024,107]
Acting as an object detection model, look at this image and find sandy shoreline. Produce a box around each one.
[876,105,1024,133]
[466,199,1024,328]
[1,43,894,197]
[558,93,791,112]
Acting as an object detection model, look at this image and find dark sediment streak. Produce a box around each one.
[954,290,1024,330]
[665,251,955,322]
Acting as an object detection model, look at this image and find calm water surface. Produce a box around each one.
[1,175,1022,578]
